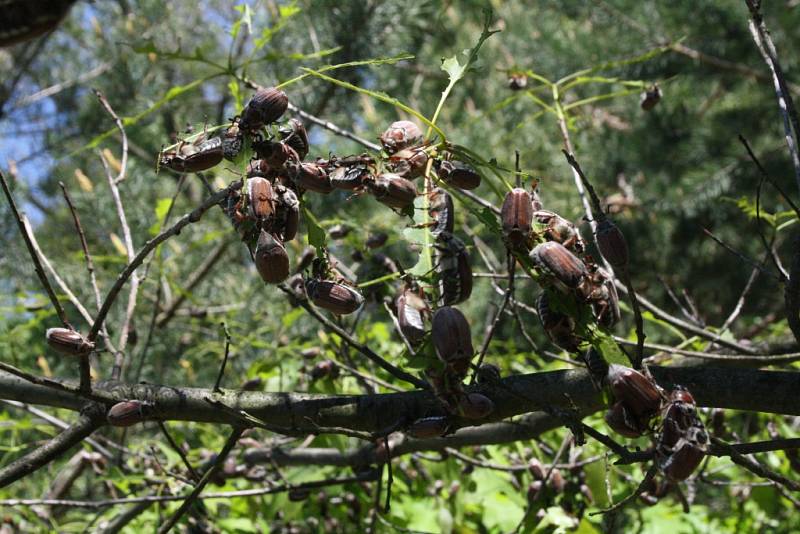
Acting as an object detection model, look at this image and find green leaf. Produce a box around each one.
[429,8,499,133]
[302,204,327,252]
[402,192,434,277]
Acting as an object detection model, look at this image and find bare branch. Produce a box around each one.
[0,170,72,328]
[0,405,105,489]
[157,426,244,534]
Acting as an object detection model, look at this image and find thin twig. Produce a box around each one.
[278,285,428,390]
[0,171,72,328]
[213,323,232,393]
[59,182,103,311]
[93,89,129,185]
[157,426,244,534]
[591,464,658,515]
[471,252,514,384]
[711,436,800,492]
[702,228,780,282]
[157,422,201,482]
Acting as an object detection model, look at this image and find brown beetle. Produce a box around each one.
[407,416,449,439]
[595,218,629,270]
[296,162,333,194]
[246,177,275,221]
[45,327,94,356]
[389,147,429,179]
[428,188,454,238]
[533,210,585,254]
[658,437,706,481]
[605,400,645,438]
[581,264,620,328]
[396,288,429,344]
[431,306,473,363]
[368,173,418,209]
[254,231,290,284]
[160,136,224,173]
[457,393,494,420]
[379,120,423,154]
[607,364,663,424]
[239,87,288,132]
[254,140,300,171]
[437,160,481,190]
[531,241,587,292]
[305,279,364,315]
[501,188,533,251]
[536,292,581,352]
[279,118,309,160]
[436,232,473,305]
[107,400,153,427]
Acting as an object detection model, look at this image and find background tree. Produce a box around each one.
[1,1,799,532]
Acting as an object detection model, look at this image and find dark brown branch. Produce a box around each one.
[0,170,72,329]
[711,436,800,492]
[86,182,239,343]
[157,426,243,534]
[0,405,104,489]
[212,322,231,393]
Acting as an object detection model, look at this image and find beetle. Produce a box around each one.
[536,292,581,352]
[160,136,223,173]
[607,364,663,426]
[365,232,388,249]
[305,279,364,315]
[583,346,609,386]
[581,263,620,328]
[428,188,454,238]
[436,160,481,190]
[246,176,276,221]
[396,287,429,344]
[425,367,465,413]
[367,173,417,209]
[658,435,706,481]
[254,230,290,284]
[640,84,662,111]
[389,147,429,179]
[531,241,587,292]
[595,218,629,270]
[222,124,244,161]
[246,159,271,178]
[431,306,473,364]
[254,140,300,171]
[533,210,585,254]
[407,416,450,439]
[279,118,309,160]
[436,232,473,305]
[457,393,494,420]
[330,165,372,191]
[46,327,94,356]
[107,400,154,427]
[273,184,300,241]
[501,187,533,251]
[605,400,645,438]
[379,120,423,154]
[238,87,288,133]
[296,162,333,194]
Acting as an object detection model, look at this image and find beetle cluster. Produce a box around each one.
[599,363,708,482]
[501,186,619,350]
